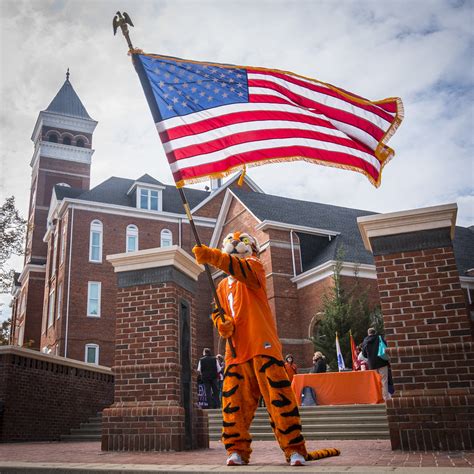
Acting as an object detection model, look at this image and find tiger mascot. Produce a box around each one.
[192,232,340,466]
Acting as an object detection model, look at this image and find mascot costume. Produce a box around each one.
[193,231,340,466]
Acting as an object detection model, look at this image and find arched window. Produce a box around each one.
[48,133,58,143]
[76,138,85,147]
[63,136,71,145]
[89,220,103,262]
[56,182,71,188]
[85,343,100,364]
[126,224,138,252]
[160,229,173,247]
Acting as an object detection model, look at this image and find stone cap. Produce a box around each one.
[0,345,112,375]
[107,245,204,281]
[357,203,457,253]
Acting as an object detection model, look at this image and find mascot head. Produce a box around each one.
[222,231,260,258]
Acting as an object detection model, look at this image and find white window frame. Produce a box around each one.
[160,228,173,247]
[56,283,62,320]
[52,231,58,276]
[87,281,101,318]
[60,224,66,265]
[85,343,100,364]
[18,324,25,346]
[136,187,162,211]
[89,220,103,263]
[126,224,139,252]
[47,288,55,328]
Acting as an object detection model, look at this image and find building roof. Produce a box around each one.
[232,189,474,275]
[45,79,92,119]
[56,176,210,214]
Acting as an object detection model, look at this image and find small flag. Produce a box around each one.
[335,332,346,372]
[132,51,403,188]
[350,330,358,371]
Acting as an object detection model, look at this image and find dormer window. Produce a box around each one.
[139,188,159,211]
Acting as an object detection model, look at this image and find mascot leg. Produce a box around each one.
[221,361,260,464]
[254,355,341,463]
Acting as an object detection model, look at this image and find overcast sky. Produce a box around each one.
[0,0,473,321]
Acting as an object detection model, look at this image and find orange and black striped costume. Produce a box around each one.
[193,237,340,464]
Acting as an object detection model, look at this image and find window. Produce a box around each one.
[126,224,138,252]
[20,291,26,314]
[85,344,99,364]
[60,225,66,264]
[52,231,58,276]
[18,324,24,346]
[48,133,58,143]
[76,138,85,147]
[57,283,62,320]
[89,220,103,262]
[63,136,71,145]
[161,229,173,247]
[47,288,55,328]
[138,188,159,210]
[87,282,101,317]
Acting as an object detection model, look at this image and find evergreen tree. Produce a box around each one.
[312,249,384,370]
[0,318,11,345]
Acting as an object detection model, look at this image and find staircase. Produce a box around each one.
[207,404,389,440]
[60,412,102,442]
[61,404,389,442]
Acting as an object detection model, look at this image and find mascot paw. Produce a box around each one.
[212,311,234,338]
[192,245,211,264]
[218,319,234,338]
[306,448,341,461]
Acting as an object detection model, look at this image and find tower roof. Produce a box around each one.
[45,74,92,119]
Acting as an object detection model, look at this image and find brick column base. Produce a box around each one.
[358,204,474,451]
[103,247,208,452]
[102,404,208,451]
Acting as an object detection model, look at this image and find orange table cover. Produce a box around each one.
[291,371,383,406]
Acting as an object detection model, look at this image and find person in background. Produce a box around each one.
[284,354,298,382]
[355,344,369,371]
[197,348,220,409]
[311,351,327,373]
[362,328,391,401]
[216,353,224,407]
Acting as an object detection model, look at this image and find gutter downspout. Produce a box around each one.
[64,207,74,358]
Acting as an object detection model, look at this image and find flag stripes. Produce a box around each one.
[135,53,403,187]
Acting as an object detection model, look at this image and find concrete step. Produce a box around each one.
[208,416,388,426]
[60,434,102,442]
[210,431,390,441]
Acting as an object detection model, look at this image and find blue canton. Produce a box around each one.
[140,55,249,120]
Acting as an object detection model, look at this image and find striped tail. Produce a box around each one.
[306,447,341,461]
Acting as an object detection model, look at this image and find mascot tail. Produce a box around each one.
[306,447,341,461]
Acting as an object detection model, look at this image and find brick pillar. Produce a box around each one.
[101,246,208,451]
[358,203,474,451]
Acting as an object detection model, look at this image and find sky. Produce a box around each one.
[0,0,473,321]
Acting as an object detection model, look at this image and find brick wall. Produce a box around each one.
[359,206,474,450]
[0,346,113,442]
[102,256,208,451]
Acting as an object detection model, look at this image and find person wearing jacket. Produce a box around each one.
[284,354,298,382]
[310,352,327,373]
[361,328,391,401]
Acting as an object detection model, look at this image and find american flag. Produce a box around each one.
[134,52,403,188]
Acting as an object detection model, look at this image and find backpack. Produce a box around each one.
[301,386,317,406]
[377,336,389,361]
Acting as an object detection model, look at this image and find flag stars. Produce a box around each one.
[191,87,197,93]
[207,96,213,101]
[172,97,179,103]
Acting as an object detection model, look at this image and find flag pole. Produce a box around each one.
[113,11,236,357]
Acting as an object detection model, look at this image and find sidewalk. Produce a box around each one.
[0,440,472,473]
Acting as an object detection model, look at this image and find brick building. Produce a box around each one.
[9,75,474,368]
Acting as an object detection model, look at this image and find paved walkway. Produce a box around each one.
[0,440,473,473]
